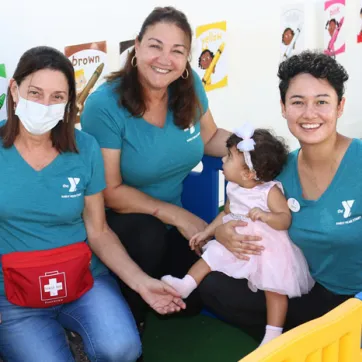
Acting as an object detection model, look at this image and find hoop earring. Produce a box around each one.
[131,55,137,68]
[181,68,189,79]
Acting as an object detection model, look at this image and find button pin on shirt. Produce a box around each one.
[288,198,301,213]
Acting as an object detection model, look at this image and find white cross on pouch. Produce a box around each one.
[44,278,63,296]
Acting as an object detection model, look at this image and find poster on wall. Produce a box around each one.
[0,64,7,121]
[195,21,227,92]
[280,4,305,62]
[324,0,346,57]
[64,41,108,122]
[358,1,362,43]
[119,39,135,68]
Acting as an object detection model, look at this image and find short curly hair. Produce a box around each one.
[278,50,349,104]
[226,129,289,182]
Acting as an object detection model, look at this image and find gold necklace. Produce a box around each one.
[300,156,338,193]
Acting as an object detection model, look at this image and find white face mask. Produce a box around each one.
[15,89,66,135]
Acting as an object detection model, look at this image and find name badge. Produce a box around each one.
[288,198,301,213]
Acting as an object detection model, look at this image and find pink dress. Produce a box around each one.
[202,181,315,298]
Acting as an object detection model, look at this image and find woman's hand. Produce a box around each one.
[214,220,263,260]
[175,209,208,241]
[137,276,186,315]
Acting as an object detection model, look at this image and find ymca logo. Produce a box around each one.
[67,177,80,192]
[184,125,200,143]
[68,177,80,192]
[338,200,355,218]
[184,125,196,135]
[61,177,81,199]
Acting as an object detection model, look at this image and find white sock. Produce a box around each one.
[259,325,283,347]
[161,274,197,299]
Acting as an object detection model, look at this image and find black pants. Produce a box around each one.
[198,272,352,341]
[106,210,201,324]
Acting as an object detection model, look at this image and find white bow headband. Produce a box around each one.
[234,123,258,178]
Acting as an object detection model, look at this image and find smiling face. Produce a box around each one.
[280,73,345,146]
[134,22,190,91]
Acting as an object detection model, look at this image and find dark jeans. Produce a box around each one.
[106,211,202,324]
[198,272,352,341]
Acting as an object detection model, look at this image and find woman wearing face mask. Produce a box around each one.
[0,46,186,362]
[81,6,230,326]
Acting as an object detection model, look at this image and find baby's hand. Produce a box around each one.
[248,207,269,223]
[189,231,210,256]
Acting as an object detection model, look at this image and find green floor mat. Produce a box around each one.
[142,312,258,362]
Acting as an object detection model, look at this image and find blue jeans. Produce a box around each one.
[0,273,142,362]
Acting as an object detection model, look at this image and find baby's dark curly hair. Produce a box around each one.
[226,129,289,182]
[278,50,349,104]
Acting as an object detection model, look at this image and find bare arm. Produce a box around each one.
[203,211,226,237]
[84,192,155,291]
[103,149,190,222]
[189,200,229,255]
[101,148,207,240]
[265,185,292,230]
[200,109,231,157]
[202,199,230,237]
[83,192,185,314]
[249,185,291,230]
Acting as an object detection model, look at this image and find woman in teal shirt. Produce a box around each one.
[0,46,185,362]
[199,51,361,342]
[81,6,230,326]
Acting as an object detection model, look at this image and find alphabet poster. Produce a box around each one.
[0,64,7,121]
[280,4,305,61]
[195,21,227,92]
[64,41,108,124]
[324,0,346,56]
[64,41,108,103]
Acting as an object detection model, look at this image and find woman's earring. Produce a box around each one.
[131,56,137,68]
[181,68,189,79]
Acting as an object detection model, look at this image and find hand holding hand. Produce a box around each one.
[176,209,208,241]
[189,230,211,256]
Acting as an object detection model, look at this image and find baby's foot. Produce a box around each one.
[259,325,283,347]
[161,274,197,299]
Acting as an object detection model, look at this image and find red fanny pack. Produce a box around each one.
[2,242,94,308]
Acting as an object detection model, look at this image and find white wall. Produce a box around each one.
[2,0,362,150]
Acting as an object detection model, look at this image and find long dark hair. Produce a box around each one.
[106,6,201,129]
[0,46,78,152]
